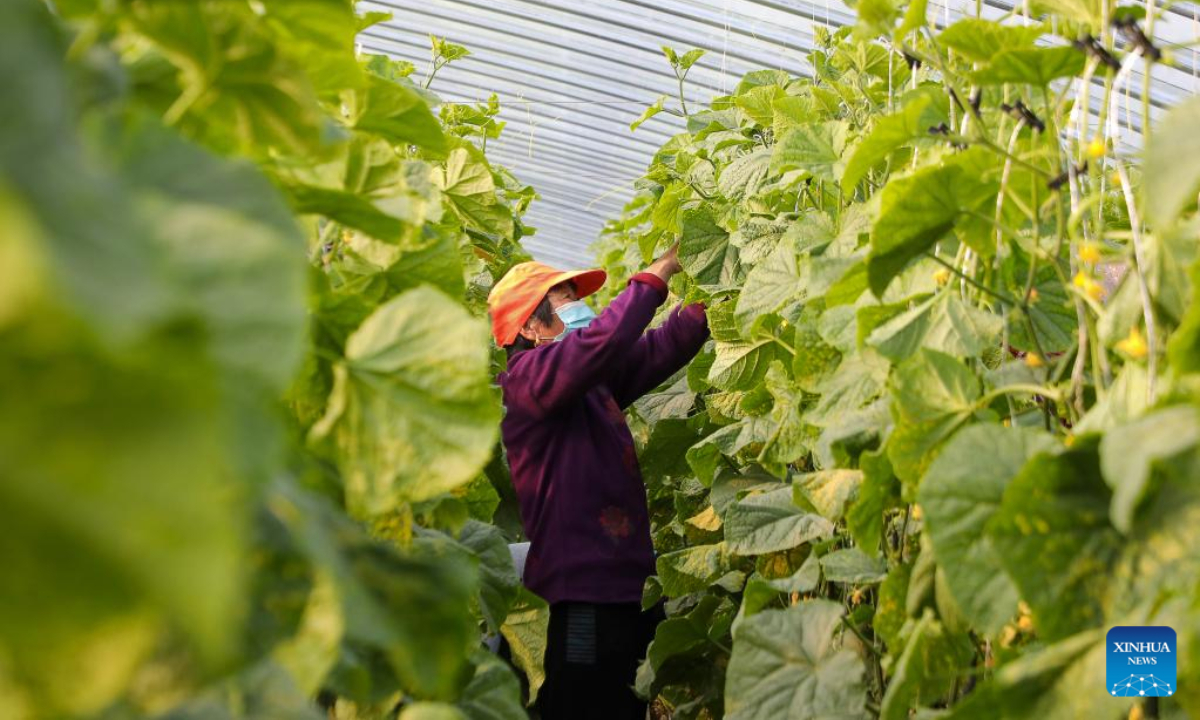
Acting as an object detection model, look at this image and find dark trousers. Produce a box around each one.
[535,601,664,720]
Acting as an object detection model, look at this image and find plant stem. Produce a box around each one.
[1115,163,1158,402]
[926,253,1017,306]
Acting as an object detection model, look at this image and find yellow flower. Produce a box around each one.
[1028,288,1040,303]
[934,268,952,286]
[1025,352,1044,368]
[1073,272,1105,302]
[1086,137,1106,159]
[1079,242,1102,265]
[1116,326,1149,360]
[1017,615,1034,633]
[1110,171,1123,188]
[1003,417,1012,427]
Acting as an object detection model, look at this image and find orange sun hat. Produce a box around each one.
[487,261,607,346]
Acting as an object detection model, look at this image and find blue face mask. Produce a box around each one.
[553,300,597,341]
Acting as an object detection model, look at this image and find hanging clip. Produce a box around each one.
[999,100,1046,133]
[1047,161,1088,191]
[1112,17,1162,62]
[1072,35,1123,71]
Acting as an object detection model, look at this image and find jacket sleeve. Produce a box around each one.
[505,275,667,417]
[610,289,710,409]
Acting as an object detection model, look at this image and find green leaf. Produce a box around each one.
[986,446,1121,641]
[807,350,891,427]
[820,548,888,584]
[1030,0,1105,28]
[842,89,948,192]
[679,48,707,71]
[275,484,477,701]
[725,487,835,555]
[868,150,998,295]
[867,293,1003,361]
[310,286,500,517]
[433,146,514,237]
[973,46,1086,86]
[679,205,740,287]
[939,19,1044,62]
[1099,405,1200,534]
[879,611,974,720]
[499,588,548,704]
[456,521,520,633]
[887,349,984,489]
[106,113,308,392]
[708,330,789,393]
[846,449,900,555]
[348,74,447,153]
[758,363,814,473]
[724,600,868,720]
[770,121,849,182]
[1144,95,1200,228]
[657,543,731,596]
[940,630,1109,720]
[851,0,903,38]
[125,2,331,157]
[919,424,1056,635]
[719,146,773,198]
[631,95,668,131]
[635,375,697,422]
[793,470,864,522]
[283,183,407,241]
[457,652,526,720]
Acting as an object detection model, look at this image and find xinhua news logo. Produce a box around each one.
[1107,626,1176,698]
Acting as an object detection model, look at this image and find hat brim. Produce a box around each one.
[559,268,607,300]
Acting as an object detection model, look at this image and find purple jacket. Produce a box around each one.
[498,273,709,605]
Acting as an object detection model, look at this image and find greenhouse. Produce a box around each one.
[4,0,1200,718]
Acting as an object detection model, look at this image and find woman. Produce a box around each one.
[487,245,709,719]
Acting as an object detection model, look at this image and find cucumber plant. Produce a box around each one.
[598,8,1200,718]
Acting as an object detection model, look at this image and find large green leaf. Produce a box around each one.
[879,611,974,720]
[866,292,1003,361]
[725,487,835,555]
[986,446,1121,641]
[124,2,330,157]
[680,205,740,287]
[108,113,308,391]
[845,449,900,555]
[457,651,526,720]
[1099,405,1200,534]
[433,146,514,237]
[719,146,773,198]
[770,121,849,182]
[456,521,520,634]
[707,318,790,392]
[0,0,168,340]
[657,543,732,596]
[919,424,1056,635]
[972,46,1086,86]
[939,20,1044,62]
[346,73,447,153]
[841,88,948,192]
[887,349,984,489]
[940,630,1111,720]
[310,286,500,517]
[272,483,478,701]
[867,151,998,296]
[820,549,888,584]
[793,470,864,522]
[498,588,548,704]
[1144,95,1200,228]
[724,600,868,720]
